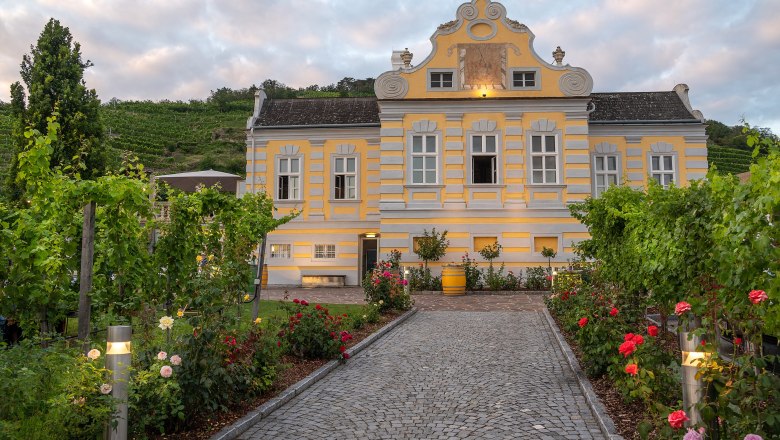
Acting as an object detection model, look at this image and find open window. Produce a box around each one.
[277,157,301,200]
[471,134,498,184]
[333,156,357,199]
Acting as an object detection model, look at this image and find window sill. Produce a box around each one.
[328,199,362,204]
[274,199,303,205]
[465,184,505,188]
[526,183,565,188]
[405,184,444,189]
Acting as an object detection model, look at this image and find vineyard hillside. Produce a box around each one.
[0,99,252,181]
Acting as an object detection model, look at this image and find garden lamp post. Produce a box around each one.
[106,325,132,440]
[680,320,706,427]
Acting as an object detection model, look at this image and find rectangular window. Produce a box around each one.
[430,72,453,88]
[593,155,619,197]
[314,244,336,259]
[472,134,498,184]
[334,157,357,199]
[411,135,437,184]
[512,71,536,88]
[474,236,498,252]
[650,154,675,188]
[277,157,300,200]
[270,244,291,259]
[530,135,558,184]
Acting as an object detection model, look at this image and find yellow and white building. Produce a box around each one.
[244,0,708,286]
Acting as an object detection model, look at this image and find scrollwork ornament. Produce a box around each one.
[374,72,409,99]
[485,2,506,19]
[559,70,593,96]
[457,3,478,20]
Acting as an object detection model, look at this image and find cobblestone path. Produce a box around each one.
[239,311,604,439]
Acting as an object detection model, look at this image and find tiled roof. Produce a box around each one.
[254,92,699,127]
[589,91,697,122]
[255,97,380,127]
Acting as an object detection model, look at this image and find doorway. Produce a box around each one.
[359,235,378,285]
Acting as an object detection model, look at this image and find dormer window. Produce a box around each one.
[509,68,541,90]
[427,69,457,91]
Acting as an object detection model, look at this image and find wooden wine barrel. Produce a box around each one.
[441,265,466,296]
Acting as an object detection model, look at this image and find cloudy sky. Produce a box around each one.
[1,0,778,132]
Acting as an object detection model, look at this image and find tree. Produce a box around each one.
[414,228,449,272]
[5,18,106,200]
[540,246,556,268]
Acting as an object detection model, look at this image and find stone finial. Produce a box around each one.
[400,48,413,68]
[553,46,565,66]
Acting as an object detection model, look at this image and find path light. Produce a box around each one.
[106,325,132,440]
[403,266,410,295]
[679,322,707,427]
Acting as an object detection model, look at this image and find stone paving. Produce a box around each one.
[261,287,545,311]
[239,296,605,439]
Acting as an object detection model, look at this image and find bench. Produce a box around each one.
[301,275,346,288]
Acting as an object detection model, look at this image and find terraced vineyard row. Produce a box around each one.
[707,144,755,175]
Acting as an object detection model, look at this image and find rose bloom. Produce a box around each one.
[243,294,250,301]
[342,352,350,360]
[744,435,764,440]
[748,289,768,304]
[170,355,182,366]
[87,348,101,360]
[100,383,113,395]
[675,301,692,315]
[624,333,635,342]
[668,410,690,429]
[631,334,645,346]
[158,316,175,330]
[619,340,637,357]
[300,300,309,306]
[733,337,742,345]
[647,325,659,337]
[177,308,184,318]
[160,365,173,378]
[683,427,705,440]
[578,317,588,328]
[624,364,638,376]
[316,304,323,310]
[401,279,409,286]
[296,312,303,319]
[609,307,618,317]
[157,351,167,361]
[254,317,262,325]
[339,345,347,353]
[293,298,300,304]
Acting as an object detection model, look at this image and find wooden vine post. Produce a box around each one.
[77,201,96,354]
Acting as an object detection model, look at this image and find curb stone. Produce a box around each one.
[542,308,625,440]
[210,307,419,440]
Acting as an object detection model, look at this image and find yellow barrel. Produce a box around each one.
[441,265,466,296]
[262,264,268,289]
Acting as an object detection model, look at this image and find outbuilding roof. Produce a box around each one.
[588,91,697,122]
[253,91,699,128]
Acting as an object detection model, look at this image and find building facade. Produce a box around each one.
[244,0,708,286]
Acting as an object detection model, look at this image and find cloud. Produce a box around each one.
[0,0,778,133]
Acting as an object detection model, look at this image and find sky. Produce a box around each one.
[1,0,778,132]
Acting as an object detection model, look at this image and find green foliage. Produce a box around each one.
[6,18,106,200]
[0,341,114,439]
[387,249,402,269]
[278,300,352,360]
[478,240,501,261]
[525,266,551,290]
[407,265,442,291]
[413,228,449,271]
[129,356,184,436]
[461,253,481,291]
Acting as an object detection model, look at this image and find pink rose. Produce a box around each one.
[401,279,409,286]
[675,301,692,315]
[157,351,167,361]
[668,409,690,429]
[160,365,173,378]
[748,290,768,304]
[170,355,182,366]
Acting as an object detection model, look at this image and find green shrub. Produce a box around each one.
[461,253,481,291]
[0,341,114,440]
[407,265,442,291]
[278,300,352,360]
[525,266,551,290]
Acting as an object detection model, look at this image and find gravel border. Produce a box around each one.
[542,308,625,440]
[210,307,419,440]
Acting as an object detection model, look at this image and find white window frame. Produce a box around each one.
[592,154,621,197]
[528,134,560,184]
[409,134,439,185]
[468,133,502,185]
[331,155,359,200]
[509,67,541,91]
[269,243,292,259]
[649,153,677,188]
[313,244,336,260]
[427,68,457,91]
[275,155,302,201]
